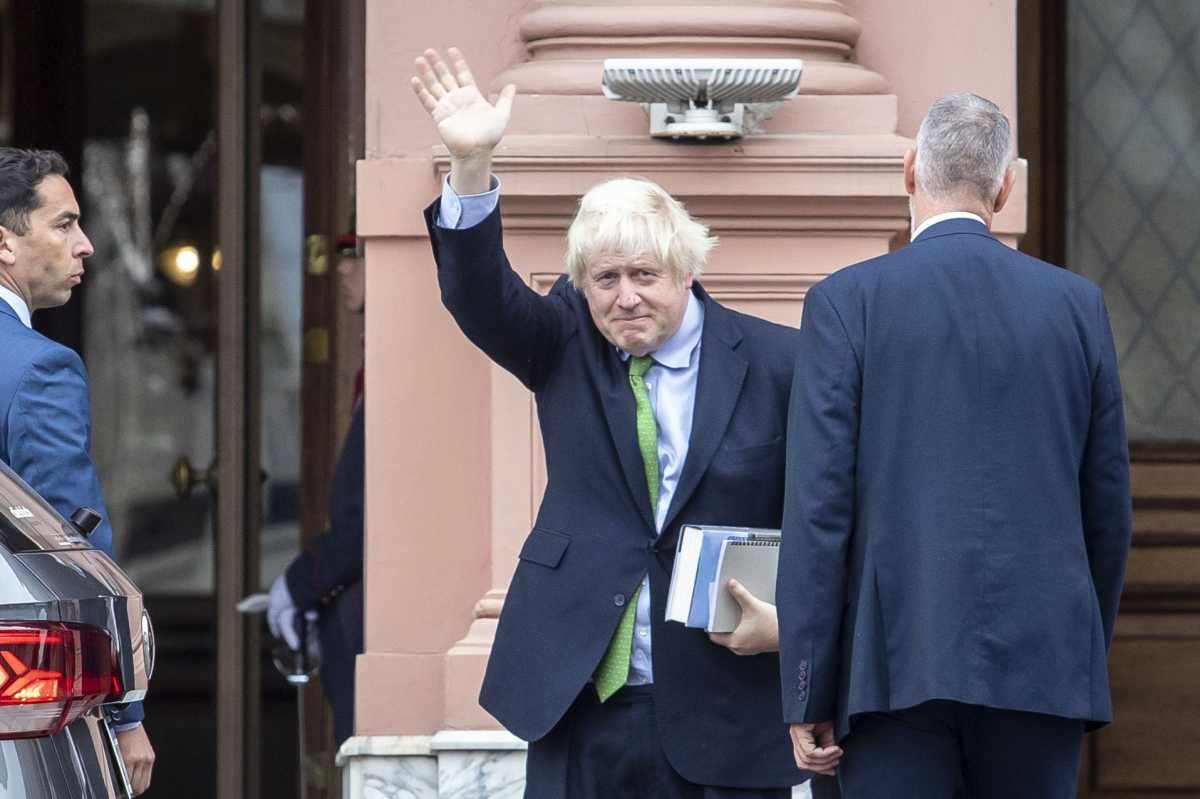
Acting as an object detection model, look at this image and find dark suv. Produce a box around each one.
[0,460,152,797]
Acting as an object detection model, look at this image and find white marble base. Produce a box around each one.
[338,735,438,799]
[431,730,527,799]
[339,732,813,799]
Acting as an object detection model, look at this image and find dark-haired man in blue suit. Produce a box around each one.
[0,147,156,794]
[411,48,835,798]
[778,94,1132,797]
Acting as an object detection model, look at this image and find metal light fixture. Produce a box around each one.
[601,58,804,140]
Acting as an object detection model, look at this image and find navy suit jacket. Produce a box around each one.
[426,201,805,789]
[0,300,143,725]
[286,402,364,745]
[777,218,1132,738]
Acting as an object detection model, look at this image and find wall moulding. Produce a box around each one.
[355,153,1025,244]
[494,214,911,236]
[354,140,918,240]
[494,58,888,98]
[530,270,824,299]
[494,94,899,138]
[517,3,863,48]
[427,132,913,182]
[495,0,888,97]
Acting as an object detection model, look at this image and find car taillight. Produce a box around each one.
[0,623,121,739]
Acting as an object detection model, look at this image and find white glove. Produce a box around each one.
[267,574,301,650]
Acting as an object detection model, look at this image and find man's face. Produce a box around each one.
[581,253,693,357]
[337,253,365,313]
[0,174,93,311]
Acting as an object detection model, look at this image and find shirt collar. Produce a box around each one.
[0,286,32,328]
[911,211,987,242]
[618,290,704,369]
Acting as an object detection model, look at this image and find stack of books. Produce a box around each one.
[664,525,781,633]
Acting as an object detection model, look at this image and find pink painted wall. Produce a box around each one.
[358,0,1021,738]
[364,1,526,157]
[842,0,1019,135]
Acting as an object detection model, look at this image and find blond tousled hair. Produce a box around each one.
[565,178,717,286]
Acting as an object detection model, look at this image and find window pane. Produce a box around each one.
[1065,0,1200,441]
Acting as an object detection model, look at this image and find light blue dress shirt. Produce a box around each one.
[618,293,703,685]
[438,176,705,686]
[436,174,501,229]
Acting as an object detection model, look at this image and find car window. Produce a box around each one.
[0,461,90,552]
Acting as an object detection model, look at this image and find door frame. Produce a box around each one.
[1018,6,1200,795]
[299,0,366,793]
[215,1,263,797]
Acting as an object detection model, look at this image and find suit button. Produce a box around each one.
[614,594,626,607]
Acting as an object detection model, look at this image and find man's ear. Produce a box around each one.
[0,228,17,267]
[993,164,1017,215]
[903,149,918,196]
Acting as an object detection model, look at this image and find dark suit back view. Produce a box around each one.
[778,217,1132,797]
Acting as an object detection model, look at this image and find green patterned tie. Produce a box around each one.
[595,355,660,702]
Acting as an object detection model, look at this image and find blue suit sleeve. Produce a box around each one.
[1080,286,1132,649]
[777,285,860,725]
[8,346,113,555]
[6,346,144,725]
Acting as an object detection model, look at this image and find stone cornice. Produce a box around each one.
[355,146,1025,239]
[494,0,888,97]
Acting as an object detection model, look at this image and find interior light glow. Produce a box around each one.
[160,244,202,287]
[175,246,200,275]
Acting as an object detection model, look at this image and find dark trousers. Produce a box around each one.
[838,700,1084,799]
[319,584,363,747]
[524,685,799,799]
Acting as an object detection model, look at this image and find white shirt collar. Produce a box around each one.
[0,287,32,328]
[911,211,988,242]
[619,290,704,369]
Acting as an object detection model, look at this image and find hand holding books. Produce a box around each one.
[665,524,782,654]
[707,578,779,655]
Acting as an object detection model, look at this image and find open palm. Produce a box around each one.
[412,48,515,160]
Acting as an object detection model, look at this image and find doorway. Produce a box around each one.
[0,1,363,796]
[1019,1,1200,795]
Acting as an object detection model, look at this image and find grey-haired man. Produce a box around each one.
[778,93,1131,797]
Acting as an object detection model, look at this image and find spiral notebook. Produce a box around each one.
[707,537,781,633]
[665,525,779,629]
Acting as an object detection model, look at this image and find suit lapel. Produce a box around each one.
[660,290,747,538]
[597,337,659,533]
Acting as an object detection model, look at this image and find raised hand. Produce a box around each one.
[412,47,515,194]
